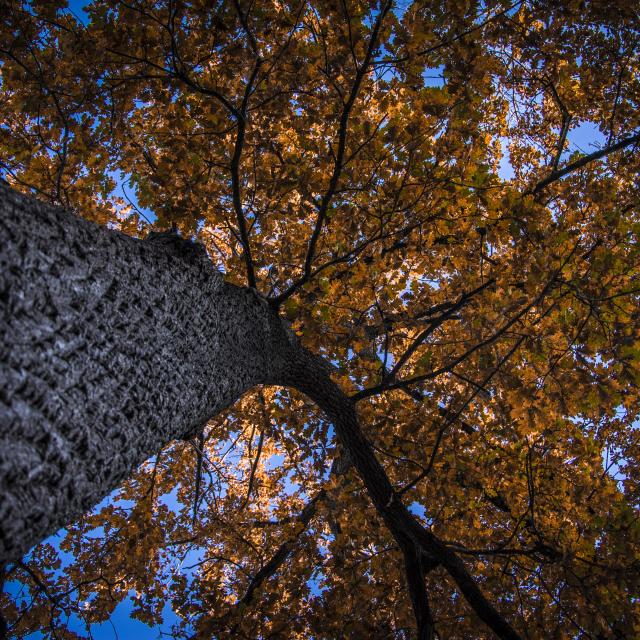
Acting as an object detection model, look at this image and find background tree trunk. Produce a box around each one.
[0,182,292,566]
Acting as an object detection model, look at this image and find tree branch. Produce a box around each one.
[404,546,436,640]
[241,392,267,510]
[230,57,262,289]
[271,0,393,306]
[531,130,640,194]
[375,0,524,67]
[385,279,495,382]
[198,487,330,637]
[285,347,522,640]
[352,251,571,401]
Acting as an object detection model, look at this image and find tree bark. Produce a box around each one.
[0,181,294,565]
[0,182,521,640]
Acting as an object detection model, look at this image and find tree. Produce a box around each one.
[0,0,639,638]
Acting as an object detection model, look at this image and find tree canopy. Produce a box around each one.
[1,0,640,638]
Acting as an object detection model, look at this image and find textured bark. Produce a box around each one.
[0,181,293,566]
[0,182,520,640]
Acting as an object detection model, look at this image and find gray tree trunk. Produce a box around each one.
[0,181,296,565]
[0,182,521,640]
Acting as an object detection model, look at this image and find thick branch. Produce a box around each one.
[283,351,522,640]
[404,546,436,640]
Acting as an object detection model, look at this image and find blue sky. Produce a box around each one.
[67,0,90,23]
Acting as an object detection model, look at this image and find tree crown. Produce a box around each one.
[1,0,639,637]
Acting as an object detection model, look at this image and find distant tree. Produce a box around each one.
[1,1,639,638]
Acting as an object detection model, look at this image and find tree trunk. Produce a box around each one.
[0,182,521,640]
[0,181,294,565]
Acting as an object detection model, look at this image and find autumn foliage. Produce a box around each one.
[1,0,640,638]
